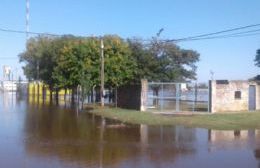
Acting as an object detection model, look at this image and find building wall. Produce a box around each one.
[210,80,260,113]
[257,84,260,110]
[117,80,260,112]
[140,79,148,111]
[117,84,142,110]
[28,82,71,96]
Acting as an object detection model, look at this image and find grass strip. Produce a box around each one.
[89,107,260,130]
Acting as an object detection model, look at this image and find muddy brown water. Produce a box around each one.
[0,92,260,168]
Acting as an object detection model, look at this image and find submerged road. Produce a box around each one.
[0,92,260,168]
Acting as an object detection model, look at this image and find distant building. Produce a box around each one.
[3,65,11,80]
[180,83,187,91]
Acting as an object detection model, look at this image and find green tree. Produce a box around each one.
[128,38,200,82]
[20,34,199,105]
[255,49,260,67]
[52,37,96,99]
[19,36,53,81]
[128,38,200,106]
[103,35,136,88]
[127,39,160,82]
[19,35,75,93]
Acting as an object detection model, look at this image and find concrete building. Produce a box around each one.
[209,80,260,113]
[118,79,260,113]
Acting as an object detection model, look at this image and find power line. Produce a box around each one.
[173,29,260,42]
[0,27,60,36]
[0,23,260,43]
[211,28,260,37]
[165,23,260,42]
[175,31,260,42]
[138,25,260,43]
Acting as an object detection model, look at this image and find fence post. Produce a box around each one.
[208,80,212,113]
[192,83,195,112]
[140,79,148,111]
[176,83,180,112]
[161,83,164,111]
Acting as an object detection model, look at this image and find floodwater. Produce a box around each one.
[0,92,260,168]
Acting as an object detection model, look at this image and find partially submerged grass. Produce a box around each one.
[89,107,260,130]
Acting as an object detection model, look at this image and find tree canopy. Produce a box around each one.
[128,38,200,82]
[255,49,260,67]
[19,35,200,94]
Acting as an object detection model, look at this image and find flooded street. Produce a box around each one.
[0,92,260,168]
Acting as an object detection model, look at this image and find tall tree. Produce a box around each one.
[128,38,200,82]
[19,35,76,92]
[52,37,100,94]
[19,36,53,81]
[128,39,159,82]
[103,35,136,88]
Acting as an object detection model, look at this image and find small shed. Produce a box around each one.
[209,80,260,113]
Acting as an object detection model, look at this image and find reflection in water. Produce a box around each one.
[2,92,16,109]
[208,130,260,146]
[255,149,260,168]
[209,130,260,168]
[24,101,196,168]
[1,93,260,168]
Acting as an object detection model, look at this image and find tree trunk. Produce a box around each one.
[91,87,94,103]
[50,90,53,102]
[95,87,100,103]
[81,86,84,109]
[42,85,45,100]
[55,88,59,104]
[42,85,46,104]
[109,88,113,103]
[115,87,118,108]
[71,87,76,104]
[37,82,40,104]
[76,85,80,107]
[88,94,90,104]
[64,88,67,101]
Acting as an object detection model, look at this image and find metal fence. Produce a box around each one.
[146,82,209,113]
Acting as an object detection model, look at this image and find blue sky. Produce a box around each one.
[0,0,259,81]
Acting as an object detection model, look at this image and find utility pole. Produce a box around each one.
[36,60,40,99]
[36,60,39,80]
[26,0,30,39]
[100,38,105,107]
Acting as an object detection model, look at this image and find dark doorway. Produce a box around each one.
[249,85,256,111]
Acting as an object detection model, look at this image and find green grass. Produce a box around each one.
[89,107,260,130]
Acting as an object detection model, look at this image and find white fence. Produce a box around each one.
[146,82,209,112]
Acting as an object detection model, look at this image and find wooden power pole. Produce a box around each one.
[100,38,105,107]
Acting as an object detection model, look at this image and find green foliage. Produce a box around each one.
[253,75,260,80]
[252,49,260,81]
[19,35,78,90]
[127,39,159,82]
[19,36,58,89]
[128,38,200,82]
[255,49,260,67]
[20,35,137,92]
[19,35,200,94]
[52,37,100,92]
[103,35,136,87]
